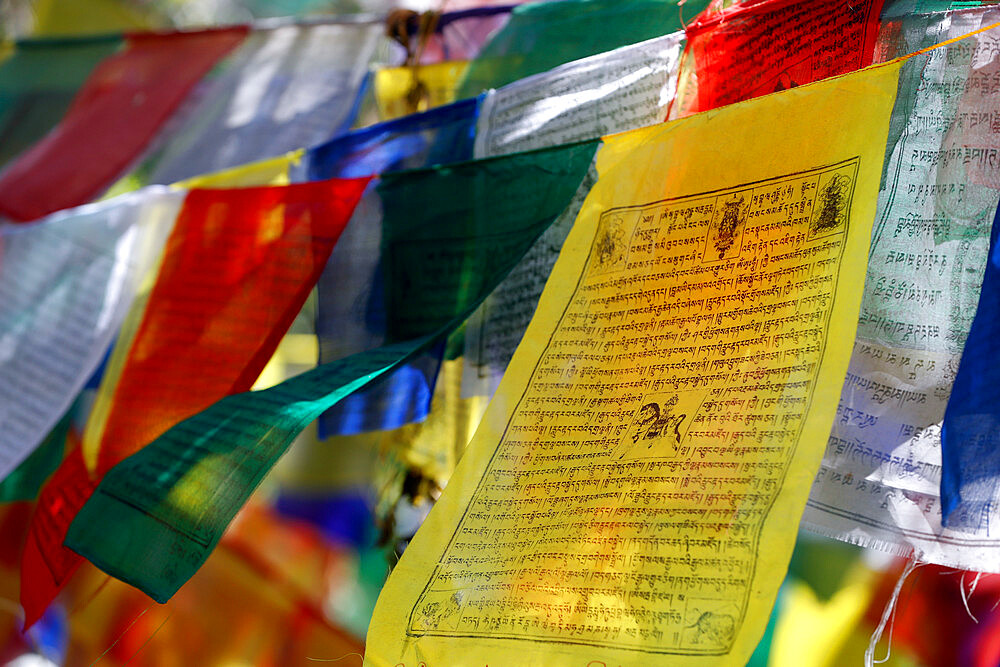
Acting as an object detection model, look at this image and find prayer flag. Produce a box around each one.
[20,446,95,626]
[64,140,599,603]
[144,23,381,185]
[0,412,70,503]
[0,29,246,221]
[374,61,469,121]
[941,201,1000,533]
[307,98,482,437]
[671,0,884,117]
[0,187,183,482]
[86,177,370,474]
[367,59,900,666]
[0,35,122,168]
[21,175,369,626]
[801,10,1000,572]
[456,0,708,97]
[463,31,684,398]
[305,97,481,180]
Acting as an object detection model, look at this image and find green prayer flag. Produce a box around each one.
[456,0,707,98]
[66,140,599,602]
[381,141,600,343]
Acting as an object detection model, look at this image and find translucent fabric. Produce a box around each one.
[0,187,184,482]
[942,202,1000,526]
[801,9,1000,572]
[0,29,246,221]
[463,31,684,397]
[0,35,122,169]
[456,0,708,97]
[65,140,599,603]
[670,0,884,117]
[0,412,70,503]
[306,98,482,437]
[86,178,370,473]
[144,23,382,185]
[19,177,369,626]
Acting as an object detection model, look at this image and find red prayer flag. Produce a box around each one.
[20,446,92,627]
[19,177,370,625]
[0,28,247,222]
[672,0,884,117]
[94,177,371,472]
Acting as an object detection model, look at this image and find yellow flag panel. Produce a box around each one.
[374,61,470,121]
[367,61,902,666]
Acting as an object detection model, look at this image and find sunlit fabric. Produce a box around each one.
[374,61,469,121]
[20,176,369,627]
[0,187,184,482]
[65,140,599,603]
[456,0,708,97]
[462,30,683,398]
[0,413,70,503]
[87,178,369,475]
[305,96,480,180]
[941,202,1000,527]
[670,0,883,117]
[20,446,94,627]
[366,57,900,667]
[0,29,245,221]
[143,23,381,185]
[801,8,1000,572]
[306,97,481,437]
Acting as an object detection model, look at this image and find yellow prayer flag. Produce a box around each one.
[366,61,902,666]
[768,565,879,667]
[374,61,469,121]
[176,150,302,189]
[31,0,159,36]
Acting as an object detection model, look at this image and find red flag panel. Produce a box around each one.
[19,176,370,624]
[0,28,247,221]
[673,0,884,116]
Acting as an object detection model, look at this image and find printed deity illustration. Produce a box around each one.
[594,215,626,269]
[620,395,687,459]
[714,195,745,259]
[684,611,736,647]
[415,591,464,631]
[773,71,797,93]
[811,173,852,234]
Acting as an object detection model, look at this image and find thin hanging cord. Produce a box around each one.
[68,575,111,618]
[960,571,984,623]
[305,652,364,663]
[865,559,921,667]
[87,604,154,667]
[122,611,172,666]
